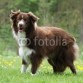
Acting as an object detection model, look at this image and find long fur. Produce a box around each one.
[10,11,79,74]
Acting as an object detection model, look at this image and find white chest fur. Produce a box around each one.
[17,31,27,47]
[19,46,33,64]
[12,30,35,64]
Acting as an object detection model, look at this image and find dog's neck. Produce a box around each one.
[25,22,37,40]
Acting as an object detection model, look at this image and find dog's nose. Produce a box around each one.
[19,24,23,28]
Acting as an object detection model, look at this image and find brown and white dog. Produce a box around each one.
[10,10,79,75]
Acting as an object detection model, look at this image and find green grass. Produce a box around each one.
[0,53,83,83]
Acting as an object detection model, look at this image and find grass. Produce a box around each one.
[0,52,83,83]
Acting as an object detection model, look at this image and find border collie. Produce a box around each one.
[10,10,79,75]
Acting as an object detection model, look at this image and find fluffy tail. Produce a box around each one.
[73,42,79,59]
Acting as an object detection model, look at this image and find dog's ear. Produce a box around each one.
[10,10,20,20]
[28,12,39,22]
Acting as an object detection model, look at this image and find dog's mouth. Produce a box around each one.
[18,27,24,32]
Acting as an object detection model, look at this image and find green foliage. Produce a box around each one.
[17,0,39,12]
[0,0,82,54]
[0,55,83,83]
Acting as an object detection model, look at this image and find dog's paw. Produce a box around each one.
[21,65,27,73]
[30,73,36,76]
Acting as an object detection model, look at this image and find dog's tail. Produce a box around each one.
[73,42,79,59]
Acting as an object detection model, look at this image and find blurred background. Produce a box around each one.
[0,0,83,56]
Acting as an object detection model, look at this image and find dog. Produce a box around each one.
[10,10,79,75]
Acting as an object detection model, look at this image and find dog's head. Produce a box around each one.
[10,10,39,33]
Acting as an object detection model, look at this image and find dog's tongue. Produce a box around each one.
[18,27,24,32]
[19,30,23,32]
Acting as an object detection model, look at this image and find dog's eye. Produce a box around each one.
[17,17,22,21]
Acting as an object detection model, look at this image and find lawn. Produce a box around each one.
[0,52,83,83]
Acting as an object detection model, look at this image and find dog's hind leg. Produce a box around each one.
[68,62,76,74]
[48,58,66,73]
[66,59,76,74]
[48,59,56,73]
[65,44,78,74]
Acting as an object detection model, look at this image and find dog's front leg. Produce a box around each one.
[30,54,42,75]
[21,59,29,73]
